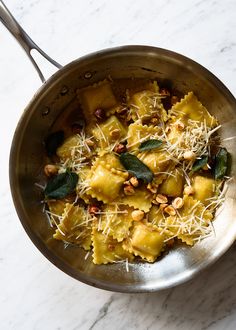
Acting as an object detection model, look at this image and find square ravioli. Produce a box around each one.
[86,153,128,203]
[160,195,213,245]
[159,168,184,197]
[119,186,153,212]
[138,150,173,175]
[89,165,125,201]
[99,204,134,242]
[92,115,127,149]
[170,92,217,127]
[92,226,134,264]
[53,204,92,250]
[78,80,117,119]
[130,89,167,122]
[127,122,163,151]
[123,222,165,262]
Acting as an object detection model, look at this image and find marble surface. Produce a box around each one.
[1,0,236,329]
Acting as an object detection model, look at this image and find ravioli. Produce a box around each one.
[92,225,134,264]
[122,222,166,262]
[86,153,128,203]
[53,204,92,250]
[169,92,217,128]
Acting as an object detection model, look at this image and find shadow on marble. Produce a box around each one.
[99,243,236,330]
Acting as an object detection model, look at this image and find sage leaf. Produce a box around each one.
[139,139,163,152]
[192,155,208,172]
[44,171,78,199]
[45,130,64,157]
[213,148,228,180]
[120,152,153,183]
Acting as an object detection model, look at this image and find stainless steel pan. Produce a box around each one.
[2,0,236,292]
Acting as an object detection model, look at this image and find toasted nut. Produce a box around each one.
[160,203,168,211]
[126,112,133,122]
[160,88,170,96]
[156,194,168,204]
[88,205,100,214]
[202,164,209,171]
[86,139,95,147]
[94,108,105,120]
[147,183,158,194]
[71,123,82,134]
[150,117,159,125]
[110,129,121,139]
[131,210,145,221]
[152,199,159,205]
[184,185,195,195]
[114,143,126,154]
[176,121,185,131]
[164,205,176,216]
[108,244,115,251]
[165,126,171,134]
[124,185,135,195]
[172,197,184,209]
[129,176,139,187]
[44,164,58,177]
[171,95,179,105]
[116,106,128,115]
[183,150,196,161]
[166,238,175,247]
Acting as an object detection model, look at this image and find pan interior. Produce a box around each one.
[9,46,236,292]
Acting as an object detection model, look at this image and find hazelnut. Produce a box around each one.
[160,88,171,96]
[156,194,168,204]
[44,164,58,177]
[94,108,105,120]
[108,244,115,251]
[116,106,128,116]
[202,164,209,171]
[129,177,139,187]
[86,139,95,147]
[165,126,171,134]
[176,121,185,131]
[126,113,133,124]
[71,123,82,134]
[131,210,145,221]
[114,143,126,154]
[172,197,184,209]
[184,186,195,195]
[164,205,176,216]
[110,129,121,140]
[142,114,151,124]
[166,238,175,247]
[88,205,100,214]
[124,185,135,195]
[183,150,196,161]
[147,183,158,194]
[150,117,159,125]
[160,203,168,211]
[152,199,159,205]
[171,95,179,105]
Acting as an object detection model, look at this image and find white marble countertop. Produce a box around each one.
[1,0,236,329]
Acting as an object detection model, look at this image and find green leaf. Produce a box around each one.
[192,155,208,172]
[120,152,153,183]
[213,148,228,180]
[139,139,163,152]
[44,171,78,199]
[45,130,64,157]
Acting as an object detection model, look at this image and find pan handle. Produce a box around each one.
[0,0,62,82]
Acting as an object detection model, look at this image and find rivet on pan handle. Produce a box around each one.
[0,0,62,82]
